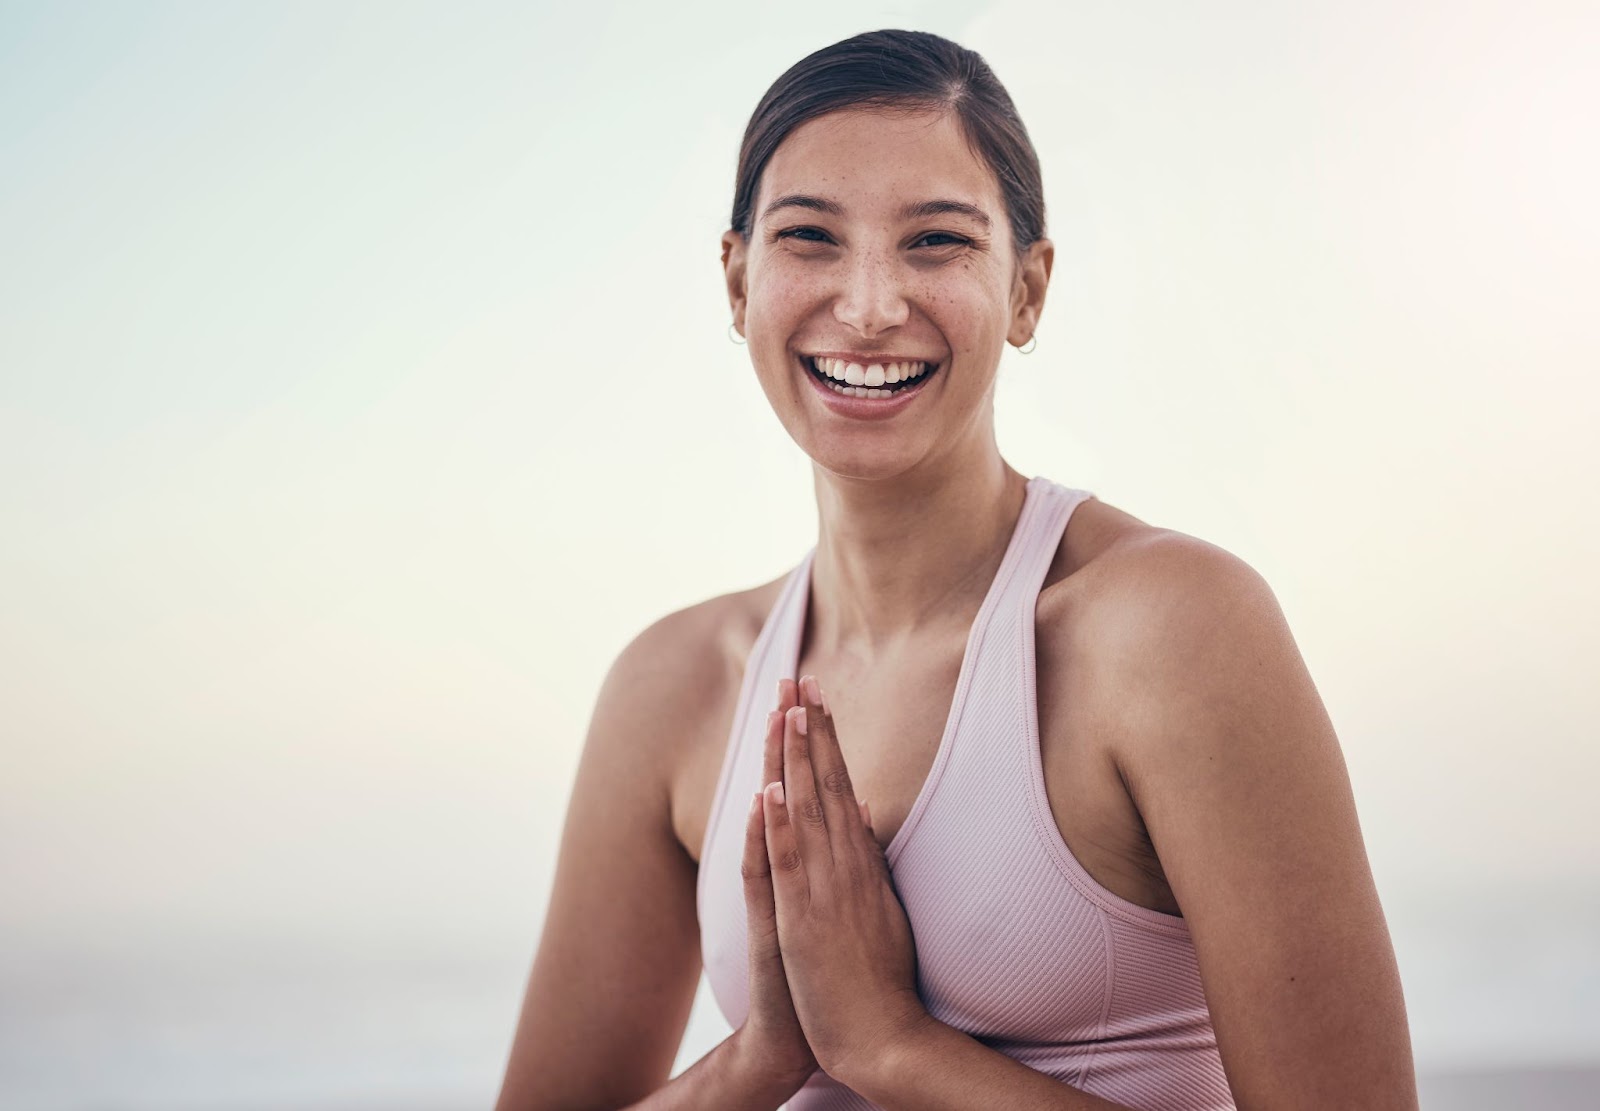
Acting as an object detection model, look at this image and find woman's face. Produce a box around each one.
[722,106,1051,478]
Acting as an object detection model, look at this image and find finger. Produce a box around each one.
[783,703,833,874]
[740,787,784,974]
[858,798,878,852]
[859,799,890,879]
[741,788,777,931]
[768,680,795,823]
[764,778,809,908]
[799,674,866,853]
[762,707,785,823]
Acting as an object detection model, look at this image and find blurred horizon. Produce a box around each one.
[2,0,1596,1107]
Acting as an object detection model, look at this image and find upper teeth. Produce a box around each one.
[811,357,931,387]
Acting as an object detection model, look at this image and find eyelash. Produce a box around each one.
[776,227,971,249]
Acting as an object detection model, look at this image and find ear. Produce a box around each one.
[1007,236,1054,347]
[721,229,749,338]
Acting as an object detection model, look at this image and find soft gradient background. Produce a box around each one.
[2,1,1595,1108]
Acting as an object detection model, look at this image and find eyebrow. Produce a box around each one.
[759,193,992,229]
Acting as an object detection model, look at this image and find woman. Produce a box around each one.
[496,28,1417,1111]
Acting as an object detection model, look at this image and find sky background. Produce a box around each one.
[1,1,1596,1107]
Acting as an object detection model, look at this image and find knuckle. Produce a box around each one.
[740,860,770,884]
[800,797,827,825]
[775,847,804,873]
[821,768,853,796]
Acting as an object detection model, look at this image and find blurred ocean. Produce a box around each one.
[3,888,1596,1109]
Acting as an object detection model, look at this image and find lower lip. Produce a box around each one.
[801,357,940,421]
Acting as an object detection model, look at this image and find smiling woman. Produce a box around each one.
[495,27,1418,1111]
[724,99,1043,459]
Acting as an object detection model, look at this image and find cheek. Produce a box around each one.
[947,258,1007,304]
[923,279,997,335]
[750,261,830,313]
[909,258,997,306]
[947,271,1013,336]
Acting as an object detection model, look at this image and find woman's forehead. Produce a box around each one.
[757,108,1001,221]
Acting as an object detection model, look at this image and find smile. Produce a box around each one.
[803,355,942,398]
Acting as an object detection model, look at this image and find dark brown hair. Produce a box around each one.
[729,29,1046,262]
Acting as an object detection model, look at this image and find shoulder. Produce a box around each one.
[1040,510,1291,774]
[1086,526,1281,680]
[608,585,764,696]
[598,574,785,791]
[1040,496,1274,663]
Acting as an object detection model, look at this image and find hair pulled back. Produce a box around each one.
[729,29,1046,261]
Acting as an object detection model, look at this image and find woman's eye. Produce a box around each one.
[773,228,970,249]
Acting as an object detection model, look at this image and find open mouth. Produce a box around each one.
[802,355,943,398]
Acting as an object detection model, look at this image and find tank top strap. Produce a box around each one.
[695,545,814,931]
[997,476,1095,612]
[774,545,817,680]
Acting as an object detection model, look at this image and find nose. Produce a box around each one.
[832,247,910,338]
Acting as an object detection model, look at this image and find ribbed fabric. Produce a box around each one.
[696,476,1235,1110]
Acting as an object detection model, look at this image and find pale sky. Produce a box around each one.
[1,0,1596,1088]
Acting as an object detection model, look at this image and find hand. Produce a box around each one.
[761,673,931,1083]
[740,679,873,1086]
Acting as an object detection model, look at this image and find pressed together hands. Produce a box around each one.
[739,674,931,1090]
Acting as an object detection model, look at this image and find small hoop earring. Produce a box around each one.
[728,322,747,345]
[1018,334,1037,355]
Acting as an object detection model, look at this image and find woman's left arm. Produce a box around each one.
[1093,536,1417,1109]
[856,537,1419,1109]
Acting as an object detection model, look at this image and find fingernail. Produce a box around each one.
[800,674,830,714]
[773,781,785,805]
[776,678,785,705]
[766,709,780,733]
[751,790,761,815]
[792,706,807,735]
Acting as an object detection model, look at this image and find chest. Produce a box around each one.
[795,628,959,853]
[678,588,1182,919]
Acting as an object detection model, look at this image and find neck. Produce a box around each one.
[807,448,1029,660]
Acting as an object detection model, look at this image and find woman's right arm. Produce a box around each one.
[494,602,809,1111]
